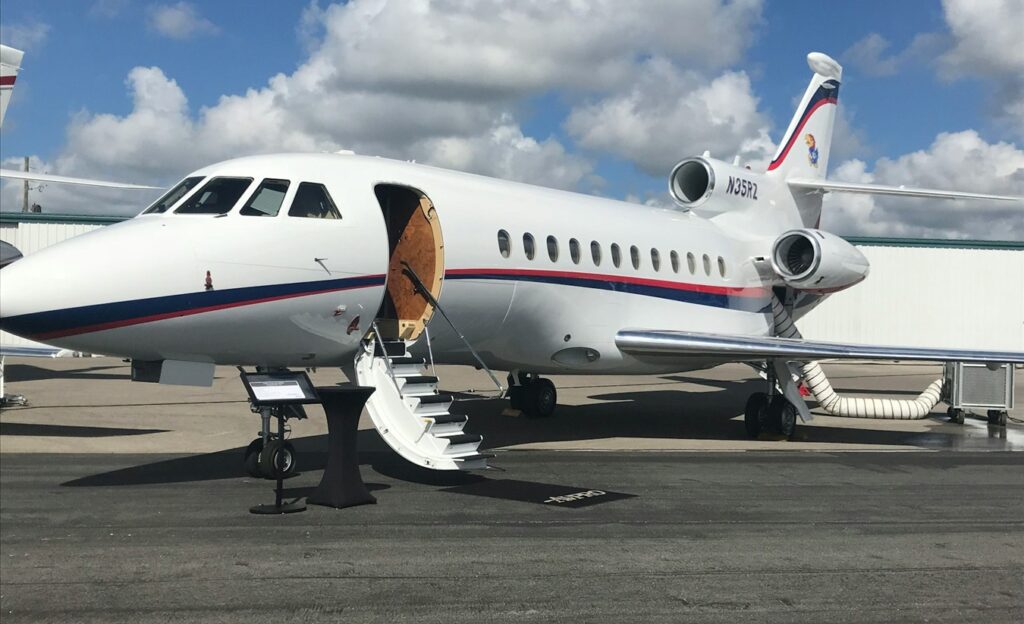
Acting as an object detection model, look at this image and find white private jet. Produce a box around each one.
[0,52,1021,474]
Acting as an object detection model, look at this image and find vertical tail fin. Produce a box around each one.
[766,52,841,227]
[766,52,841,180]
[0,44,25,129]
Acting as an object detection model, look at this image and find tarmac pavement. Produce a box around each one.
[1,357,1022,622]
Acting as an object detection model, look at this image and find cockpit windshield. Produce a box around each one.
[240,179,290,217]
[142,176,204,214]
[175,177,254,215]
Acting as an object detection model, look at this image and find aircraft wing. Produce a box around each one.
[615,329,1024,364]
[787,178,1023,202]
[0,168,162,190]
[0,345,68,358]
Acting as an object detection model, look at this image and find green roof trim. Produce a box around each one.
[845,236,1024,250]
[0,212,129,225]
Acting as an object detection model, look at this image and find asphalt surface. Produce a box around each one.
[2,449,1023,623]
[1,359,1023,622]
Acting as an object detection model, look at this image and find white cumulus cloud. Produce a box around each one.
[148,2,220,40]
[566,59,774,176]
[823,131,1024,240]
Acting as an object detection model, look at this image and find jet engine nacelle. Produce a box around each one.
[668,156,765,214]
[770,229,870,293]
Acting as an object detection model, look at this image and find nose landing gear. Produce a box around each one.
[243,404,305,480]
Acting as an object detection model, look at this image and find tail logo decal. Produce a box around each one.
[806,134,819,167]
[767,79,840,171]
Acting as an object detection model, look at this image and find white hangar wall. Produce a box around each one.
[1,214,1022,354]
[797,239,1024,352]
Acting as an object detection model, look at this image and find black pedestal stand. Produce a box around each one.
[307,386,377,509]
[250,404,307,515]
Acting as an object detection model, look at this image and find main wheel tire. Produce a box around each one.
[258,439,297,479]
[770,396,798,439]
[744,392,766,438]
[525,378,557,418]
[243,438,264,478]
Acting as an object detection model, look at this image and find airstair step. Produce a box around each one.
[455,452,495,462]
[424,413,467,425]
[440,433,482,446]
[388,356,426,366]
[401,375,439,386]
[416,394,452,405]
[374,341,406,357]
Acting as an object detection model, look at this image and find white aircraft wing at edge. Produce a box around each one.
[0,168,162,190]
[615,330,1024,364]
[787,178,1023,202]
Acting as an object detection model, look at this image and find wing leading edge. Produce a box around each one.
[615,329,1024,365]
[787,178,1023,202]
[0,169,162,190]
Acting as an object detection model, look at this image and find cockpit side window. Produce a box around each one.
[240,179,290,217]
[175,177,254,215]
[288,182,341,219]
[143,176,204,214]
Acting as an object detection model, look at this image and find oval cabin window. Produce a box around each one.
[611,244,622,268]
[591,241,602,266]
[569,238,581,264]
[651,248,661,272]
[547,235,559,262]
[670,250,680,273]
[702,254,712,276]
[718,256,727,278]
[630,245,640,270]
[497,230,511,258]
[687,252,696,274]
[523,233,536,260]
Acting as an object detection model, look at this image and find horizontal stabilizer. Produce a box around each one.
[788,178,1023,202]
[0,168,162,190]
[616,329,1024,364]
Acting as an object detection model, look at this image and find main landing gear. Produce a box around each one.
[744,364,799,439]
[507,371,557,418]
[243,404,305,480]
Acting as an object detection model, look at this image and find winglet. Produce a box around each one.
[0,44,25,129]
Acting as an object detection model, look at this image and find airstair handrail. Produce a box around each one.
[400,261,505,397]
[370,321,404,394]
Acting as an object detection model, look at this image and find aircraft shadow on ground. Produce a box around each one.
[59,375,975,489]
[4,364,129,382]
[0,422,169,437]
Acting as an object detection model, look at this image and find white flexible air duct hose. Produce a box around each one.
[772,298,943,419]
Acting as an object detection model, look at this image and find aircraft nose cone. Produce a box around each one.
[0,259,41,338]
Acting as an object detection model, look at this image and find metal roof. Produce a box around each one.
[0,212,128,225]
[845,236,1024,251]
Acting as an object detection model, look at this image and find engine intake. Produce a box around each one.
[771,229,869,293]
[669,158,715,208]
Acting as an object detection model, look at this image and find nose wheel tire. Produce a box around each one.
[257,439,297,480]
[243,438,264,478]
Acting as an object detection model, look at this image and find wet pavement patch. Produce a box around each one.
[441,478,636,508]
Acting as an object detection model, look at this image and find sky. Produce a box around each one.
[0,0,1022,240]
